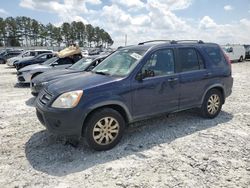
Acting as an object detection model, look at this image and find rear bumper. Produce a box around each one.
[224,77,233,98]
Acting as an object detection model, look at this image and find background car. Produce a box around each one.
[0,50,23,64]
[14,53,54,70]
[17,55,80,84]
[7,49,53,67]
[245,46,250,59]
[30,55,107,95]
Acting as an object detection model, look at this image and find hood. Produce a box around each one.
[19,64,50,72]
[33,68,81,83]
[47,72,119,95]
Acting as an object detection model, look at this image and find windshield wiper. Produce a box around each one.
[94,71,110,76]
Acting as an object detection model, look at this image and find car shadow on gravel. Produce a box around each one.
[25,110,233,177]
[14,83,30,88]
[25,97,36,107]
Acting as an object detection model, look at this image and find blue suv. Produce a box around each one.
[35,40,233,151]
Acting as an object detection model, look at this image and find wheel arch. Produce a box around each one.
[201,85,225,105]
[81,101,132,135]
[31,71,43,79]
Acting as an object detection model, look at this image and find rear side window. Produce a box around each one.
[179,48,202,72]
[57,57,74,65]
[204,46,227,67]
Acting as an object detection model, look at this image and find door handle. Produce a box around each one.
[168,78,178,82]
[205,72,212,77]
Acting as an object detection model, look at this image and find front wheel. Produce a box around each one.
[201,89,223,119]
[84,108,125,151]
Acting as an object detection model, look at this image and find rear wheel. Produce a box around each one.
[239,56,244,62]
[0,59,4,64]
[201,89,223,118]
[84,108,125,151]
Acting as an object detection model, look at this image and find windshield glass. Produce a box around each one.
[92,49,146,77]
[223,47,232,53]
[42,57,58,65]
[69,58,94,70]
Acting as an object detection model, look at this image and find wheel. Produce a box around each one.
[239,56,243,62]
[84,108,125,151]
[201,89,223,119]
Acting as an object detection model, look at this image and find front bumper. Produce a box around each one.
[35,90,85,138]
[30,81,46,95]
[17,71,31,83]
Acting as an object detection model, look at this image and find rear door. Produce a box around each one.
[177,47,210,109]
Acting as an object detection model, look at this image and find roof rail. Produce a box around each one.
[171,40,204,44]
[138,40,172,45]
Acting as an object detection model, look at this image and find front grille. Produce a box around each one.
[39,89,53,106]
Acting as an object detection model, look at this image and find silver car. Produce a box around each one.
[17,57,75,83]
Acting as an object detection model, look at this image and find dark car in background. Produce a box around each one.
[35,40,233,151]
[0,50,23,64]
[30,55,107,95]
[14,53,54,70]
[245,47,250,59]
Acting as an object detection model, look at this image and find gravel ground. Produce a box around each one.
[0,62,249,188]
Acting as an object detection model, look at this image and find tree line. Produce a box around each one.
[0,16,114,48]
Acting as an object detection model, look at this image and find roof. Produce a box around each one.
[119,40,219,52]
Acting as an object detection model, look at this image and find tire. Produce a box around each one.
[201,89,223,119]
[239,56,243,62]
[84,108,125,151]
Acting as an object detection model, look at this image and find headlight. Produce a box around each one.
[51,90,83,108]
[40,81,48,86]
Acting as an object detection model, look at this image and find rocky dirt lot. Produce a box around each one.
[0,62,249,188]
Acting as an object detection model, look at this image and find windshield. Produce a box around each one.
[92,49,146,77]
[223,47,232,53]
[42,57,58,65]
[69,58,94,70]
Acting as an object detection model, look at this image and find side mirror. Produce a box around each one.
[51,62,58,66]
[135,72,143,81]
[88,65,95,70]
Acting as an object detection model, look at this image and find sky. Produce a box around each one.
[0,0,250,47]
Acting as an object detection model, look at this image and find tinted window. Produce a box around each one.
[30,51,36,56]
[142,49,175,78]
[179,48,200,72]
[57,57,74,65]
[205,46,226,67]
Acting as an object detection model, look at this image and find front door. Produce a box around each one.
[131,48,179,119]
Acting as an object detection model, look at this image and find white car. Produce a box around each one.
[7,49,53,67]
[222,45,246,62]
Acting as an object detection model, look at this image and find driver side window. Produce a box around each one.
[142,49,175,78]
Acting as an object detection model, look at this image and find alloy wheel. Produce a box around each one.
[207,94,220,115]
[92,117,119,145]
